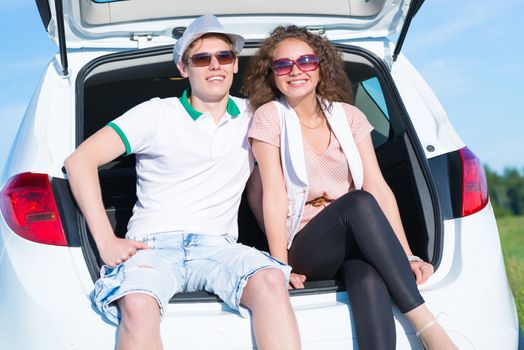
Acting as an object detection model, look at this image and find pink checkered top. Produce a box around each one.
[248,102,374,231]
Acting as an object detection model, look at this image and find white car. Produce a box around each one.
[0,0,520,349]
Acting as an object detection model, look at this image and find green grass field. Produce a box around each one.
[497,215,524,329]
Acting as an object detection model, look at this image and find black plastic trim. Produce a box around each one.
[50,177,82,247]
[427,154,454,220]
[393,0,425,61]
[334,43,443,269]
[447,150,465,218]
[428,149,467,219]
[54,0,69,76]
[170,280,343,303]
[35,0,51,30]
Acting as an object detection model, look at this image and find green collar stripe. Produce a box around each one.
[107,122,132,156]
[179,89,202,120]
[179,88,240,120]
[227,96,241,117]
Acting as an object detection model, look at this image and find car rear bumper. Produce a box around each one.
[0,205,519,349]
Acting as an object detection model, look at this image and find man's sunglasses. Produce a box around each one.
[271,54,320,76]
[187,50,236,67]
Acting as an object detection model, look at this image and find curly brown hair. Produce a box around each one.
[241,25,354,113]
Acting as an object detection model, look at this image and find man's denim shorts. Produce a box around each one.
[93,232,291,325]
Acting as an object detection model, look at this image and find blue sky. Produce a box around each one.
[0,0,523,174]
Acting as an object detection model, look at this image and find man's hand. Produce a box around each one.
[98,237,148,267]
[288,272,307,289]
[410,260,434,285]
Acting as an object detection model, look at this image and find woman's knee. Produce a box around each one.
[333,191,380,222]
[341,190,377,211]
[337,190,387,235]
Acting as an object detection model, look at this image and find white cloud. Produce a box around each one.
[409,3,492,52]
[416,59,474,99]
[492,62,524,77]
[0,0,32,10]
[1,57,51,73]
[0,57,50,87]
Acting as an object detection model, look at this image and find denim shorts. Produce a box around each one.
[93,232,291,325]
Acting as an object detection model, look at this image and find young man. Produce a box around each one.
[65,14,300,350]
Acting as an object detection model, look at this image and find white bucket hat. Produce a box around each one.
[173,14,245,64]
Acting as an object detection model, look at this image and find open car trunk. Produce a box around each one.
[74,43,442,301]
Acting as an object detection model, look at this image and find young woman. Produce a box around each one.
[242,25,457,350]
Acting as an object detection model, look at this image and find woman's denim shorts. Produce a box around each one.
[93,232,291,325]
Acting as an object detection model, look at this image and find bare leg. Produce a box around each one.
[405,304,458,350]
[117,294,163,350]
[240,269,301,350]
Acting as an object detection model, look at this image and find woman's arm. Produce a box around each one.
[252,139,307,288]
[251,139,289,263]
[357,134,433,283]
[64,126,147,267]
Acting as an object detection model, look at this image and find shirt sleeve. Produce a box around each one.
[107,98,161,156]
[341,103,374,144]
[247,102,281,147]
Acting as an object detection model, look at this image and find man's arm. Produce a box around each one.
[64,126,147,267]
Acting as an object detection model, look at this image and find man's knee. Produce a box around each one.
[242,268,288,307]
[119,293,160,326]
[252,268,286,291]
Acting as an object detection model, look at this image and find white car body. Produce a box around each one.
[0,0,520,349]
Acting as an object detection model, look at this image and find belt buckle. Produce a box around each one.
[309,196,330,207]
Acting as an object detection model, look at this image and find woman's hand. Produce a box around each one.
[288,272,307,289]
[410,260,434,285]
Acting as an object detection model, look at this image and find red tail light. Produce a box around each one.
[0,173,68,246]
[459,148,489,216]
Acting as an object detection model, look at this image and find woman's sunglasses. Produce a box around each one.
[271,54,320,76]
[188,50,236,67]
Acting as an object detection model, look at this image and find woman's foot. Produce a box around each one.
[405,305,458,350]
[416,318,458,350]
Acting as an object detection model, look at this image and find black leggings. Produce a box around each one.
[288,190,424,350]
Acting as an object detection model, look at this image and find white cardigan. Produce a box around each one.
[274,98,364,248]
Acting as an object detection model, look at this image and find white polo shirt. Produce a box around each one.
[108,89,253,240]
